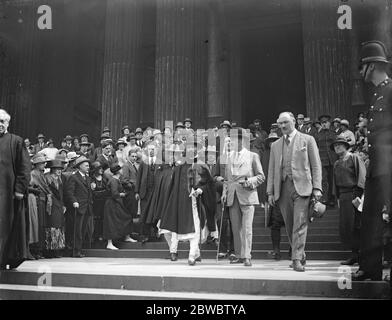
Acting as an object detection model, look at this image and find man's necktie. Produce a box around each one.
[285,135,290,146]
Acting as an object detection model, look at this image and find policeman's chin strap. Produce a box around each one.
[364,63,371,80]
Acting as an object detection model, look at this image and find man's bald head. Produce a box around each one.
[277,112,296,135]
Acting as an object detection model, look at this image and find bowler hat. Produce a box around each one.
[74,155,90,168]
[110,164,122,174]
[183,118,192,124]
[47,159,64,170]
[37,133,45,139]
[122,125,130,132]
[80,141,91,147]
[332,118,341,124]
[57,148,68,155]
[100,133,111,140]
[128,132,136,141]
[330,137,350,151]
[102,127,110,133]
[270,123,279,129]
[253,119,261,123]
[102,140,113,149]
[318,115,331,122]
[297,114,305,120]
[359,40,390,68]
[31,153,47,165]
[303,117,312,125]
[80,133,89,139]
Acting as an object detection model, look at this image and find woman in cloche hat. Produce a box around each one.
[44,160,66,258]
[103,164,136,250]
[330,137,366,266]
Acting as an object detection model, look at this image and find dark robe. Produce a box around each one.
[92,176,110,241]
[103,177,133,240]
[0,132,31,269]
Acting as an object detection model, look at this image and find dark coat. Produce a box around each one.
[64,171,93,215]
[135,161,154,200]
[97,154,118,172]
[0,133,31,269]
[46,175,65,229]
[315,128,338,166]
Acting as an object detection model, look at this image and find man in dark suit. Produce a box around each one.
[34,133,46,154]
[296,114,306,133]
[135,142,158,242]
[135,128,145,149]
[314,114,337,206]
[267,112,322,272]
[97,141,118,177]
[65,156,94,257]
[353,40,392,283]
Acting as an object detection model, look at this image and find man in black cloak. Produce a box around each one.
[0,109,31,270]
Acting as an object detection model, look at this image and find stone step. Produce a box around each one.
[82,248,352,260]
[253,234,340,242]
[109,241,346,251]
[253,227,338,235]
[1,259,389,299]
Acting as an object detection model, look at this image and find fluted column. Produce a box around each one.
[0,0,41,138]
[154,0,207,129]
[101,0,143,138]
[301,0,352,120]
[206,0,228,128]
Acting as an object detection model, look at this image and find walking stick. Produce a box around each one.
[216,200,225,263]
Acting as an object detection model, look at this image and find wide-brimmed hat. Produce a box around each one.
[116,139,127,146]
[65,135,72,141]
[219,120,232,129]
[266,132,280,144]
[135,127,143,134]
[67,151,78,161]
[47,159,64,170]
[80,141,91,147]
[175,122,185,129]
[55,153,68,164]
[74,155,90,168]
[46,139,54,146]
[110,164,121,174]
[330,137,350,151]
[340,119,349,127]
[57,148,68,154]
[270,123,279,129]
[152,129,162,136]
[303,117,312,125]
[31,153,47,165]
[102,140,114,149]
[37,133,45,139]
[121,125,130,132]
[253,119,261,123]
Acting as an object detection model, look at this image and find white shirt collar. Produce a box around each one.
[286,129,297,140]
[79,171,86,178]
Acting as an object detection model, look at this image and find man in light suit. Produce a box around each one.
[267,112,322,272]
[221,129,265,267]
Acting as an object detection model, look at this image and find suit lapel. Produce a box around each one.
[76,171,89,191]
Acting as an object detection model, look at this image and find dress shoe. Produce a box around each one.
[218,253,227,260]
[352,270,371,281]
[341,257,358,266]
[124,235,137,243]
[230,258,244,264]
[244,258,252,267]
[229,254,236,262]
[289,258,306,268]
[292,260,305,272]
[188,259,196,266]
[170,253,178,261]
[72,252,85,258]
[195,256,202,262]
[106,243,119,250]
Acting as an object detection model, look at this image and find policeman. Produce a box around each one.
[353,40,392,282]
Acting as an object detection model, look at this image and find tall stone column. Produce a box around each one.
[206,0,228,128]
[154,0,207,129]
[101,0,143,138]
[0,0,41,138]
[301,0,352,120]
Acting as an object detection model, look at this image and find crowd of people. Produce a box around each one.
[0,41,391,288]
